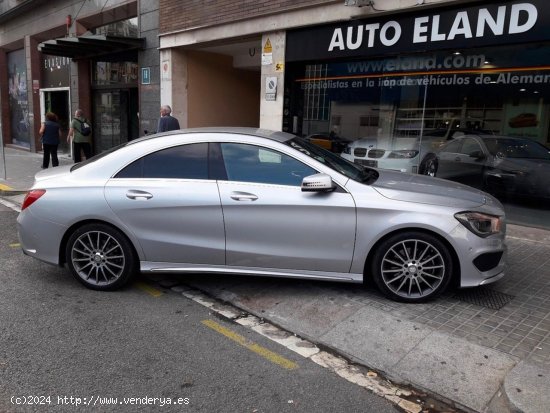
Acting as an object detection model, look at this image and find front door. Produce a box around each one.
[217,143,356,273]
[93,88,138,154]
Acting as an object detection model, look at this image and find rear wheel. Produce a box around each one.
[371,231,453,302]
[66,223,137,290]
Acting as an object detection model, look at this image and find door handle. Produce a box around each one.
[454,157,461,162]
[230,191,258,201]
[126,190,153,200]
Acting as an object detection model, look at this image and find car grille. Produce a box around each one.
[354,148,367,157]
[368,149,385,158]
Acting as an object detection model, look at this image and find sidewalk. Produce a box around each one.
[2,146,549,413]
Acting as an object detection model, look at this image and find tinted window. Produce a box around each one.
[443,140,461,153]
[484,138,550,160]
[220,143,316,186]
[115,143,208,179]
[460,138,482,155]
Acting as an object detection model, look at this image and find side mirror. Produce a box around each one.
[301,173,336,192]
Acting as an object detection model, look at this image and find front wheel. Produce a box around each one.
[371,232,453,303]
[65,223,137,291]
[423,156,438,177]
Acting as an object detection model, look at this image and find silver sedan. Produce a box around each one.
[17,128,507,302]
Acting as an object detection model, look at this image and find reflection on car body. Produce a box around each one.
[424,134,550,200]
[18,127,506,303]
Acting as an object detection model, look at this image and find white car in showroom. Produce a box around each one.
[340,137,421,173]
[341,128,492,174]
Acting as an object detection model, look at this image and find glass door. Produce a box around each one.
[93,89,139,153]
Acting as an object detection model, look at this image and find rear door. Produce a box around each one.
[104,143,225,264]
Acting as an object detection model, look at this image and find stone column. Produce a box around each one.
[260,31,286,131]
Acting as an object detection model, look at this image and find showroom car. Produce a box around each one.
[340,137,421,173]
[423,134,550,200]
[17,128,506,302]
[341,128,492,174]
[304,133,351,153]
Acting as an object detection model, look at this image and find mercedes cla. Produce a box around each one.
[17,128,506,302]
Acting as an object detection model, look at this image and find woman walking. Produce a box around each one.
[39,112,61,169]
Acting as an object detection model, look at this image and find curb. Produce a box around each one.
[0,189,27,196]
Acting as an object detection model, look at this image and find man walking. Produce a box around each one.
[67,109,92,162]
[156,105,180,133]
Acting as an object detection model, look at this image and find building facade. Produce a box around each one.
[158,0,550,229]
[0,0,160,156]
[0,0,548,228]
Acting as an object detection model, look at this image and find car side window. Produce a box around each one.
[115,143,208,179]
[220,143,316,186]
[443,140,461,154]
[460,138,482,156]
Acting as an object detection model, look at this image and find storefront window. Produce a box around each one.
[93,61,138,86]
[7,49,30,148]
[285,44,550,228]
[94,17,138,38]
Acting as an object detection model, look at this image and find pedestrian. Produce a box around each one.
[67,109,92,163]
[156,105,180,133]
[39,112,61,169]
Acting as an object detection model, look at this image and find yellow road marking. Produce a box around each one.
[9,243,20,248]
[0,184,12,191]
[202,319,298,370]
[134,281,163,297]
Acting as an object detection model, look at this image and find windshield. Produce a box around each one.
[286,137,378,183]
[484,138,550,160]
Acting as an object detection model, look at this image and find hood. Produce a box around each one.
[372,170,489,208]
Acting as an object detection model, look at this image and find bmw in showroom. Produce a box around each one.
[17,128,506,303]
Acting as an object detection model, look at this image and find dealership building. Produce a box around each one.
[1,0,549,227]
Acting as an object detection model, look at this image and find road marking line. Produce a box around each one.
[0,198,21,212]
[134,281,163,297]
[0,184,13,191]
[201,319,299,370]
[180,286,421,413]
[9,243,20,248]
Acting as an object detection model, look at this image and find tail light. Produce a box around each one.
[21,189,46,211]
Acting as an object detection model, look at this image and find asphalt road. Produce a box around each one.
[0,204,399,413]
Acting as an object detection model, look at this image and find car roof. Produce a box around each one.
[129,127,296,146]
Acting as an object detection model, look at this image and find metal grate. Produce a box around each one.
[453,288,515,310]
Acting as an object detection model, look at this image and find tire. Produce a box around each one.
[418,153,433,175]
[65,223,137,291]
[423,156,438,177]
[371,231,453,303]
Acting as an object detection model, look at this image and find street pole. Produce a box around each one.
[0,121,6,180]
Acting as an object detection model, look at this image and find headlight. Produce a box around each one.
[455,212,503,238]
[388,150,419,159]
[342,146,351,155]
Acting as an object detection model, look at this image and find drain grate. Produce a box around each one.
[453,288,515,310]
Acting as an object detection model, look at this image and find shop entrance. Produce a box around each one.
[40,88,70,155]
[92,88,138,154]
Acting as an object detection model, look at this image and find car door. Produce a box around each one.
[216,142,356,274]
[104,143,225,264]
[453,137,486,186]
[436,139,464,179]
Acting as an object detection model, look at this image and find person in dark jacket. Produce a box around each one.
[156,105,180,133]
[39,112,61,168]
